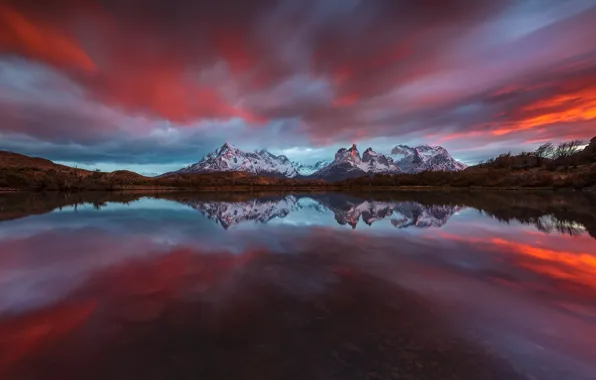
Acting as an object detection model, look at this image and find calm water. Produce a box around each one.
[1,191,596,380]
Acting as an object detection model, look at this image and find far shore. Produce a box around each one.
[2,185,593,194]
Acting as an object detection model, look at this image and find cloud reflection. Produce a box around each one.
[1,191,596,379]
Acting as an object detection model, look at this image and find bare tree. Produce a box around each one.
[553,139,584,169]
[554,140,584,159]
[533,142,554,167]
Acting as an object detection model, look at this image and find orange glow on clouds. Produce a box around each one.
[492,87,596,136]
[0,6,95,72]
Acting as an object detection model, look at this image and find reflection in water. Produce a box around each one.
[184,195,462,229]
[0,191,596,380]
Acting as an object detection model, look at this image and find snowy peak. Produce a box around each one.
[172,144,299,178]
[362,147,376,162]
[217,142,235,154]
[389,144,466,173]
[362,147,397,173]
[320,142,465,180]
[167,141,465,180]
[312,144,369,181]
[292,160,330,176]
[335,144,362,163]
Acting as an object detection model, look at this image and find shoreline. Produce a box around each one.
[1,185,593,193]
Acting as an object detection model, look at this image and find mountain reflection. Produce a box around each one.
[184,195,462,230]
[1,191,596,380]
[1,191,596,238]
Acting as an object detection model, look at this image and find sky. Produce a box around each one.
[1,0,596,175]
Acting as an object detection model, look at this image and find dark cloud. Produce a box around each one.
[0,0,509,122]
[1,0,596,169]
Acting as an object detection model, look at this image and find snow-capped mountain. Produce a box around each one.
[291,160,330,176]
[361,147,399,173]
[310,144,368,181]
[390,145,467,173]
[170,143,299,178]
[311,144,399,181]
[165,142,466,180]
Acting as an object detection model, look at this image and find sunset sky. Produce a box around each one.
[1,0,596,175]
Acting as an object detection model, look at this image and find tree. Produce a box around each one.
[553,139,584,169]
[533,142,554,167]
[554,140,584,159]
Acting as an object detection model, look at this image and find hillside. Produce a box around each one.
[1,136,595,191]
[0,152,329,191]
[0,151,154,191]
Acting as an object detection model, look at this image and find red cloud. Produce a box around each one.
[0,1,272,124]
[1,0,595,156]
[492,86,596,136]
[0,6,95,72]
[332,93,359,107]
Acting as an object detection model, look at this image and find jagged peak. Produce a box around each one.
[277,154,290,162]
[362,147,382,163]
[217,142,238,154]
[391,145,413,154]
[256,148,274,157]
[415,144,446,151]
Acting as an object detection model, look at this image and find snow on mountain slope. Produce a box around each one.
[311,144,401,181]
[291,160,330,176]
[165,142,466,180]
[311,144,369,181]
[389,145,467,173]
[361,147,399,173]
[170,143,299,178]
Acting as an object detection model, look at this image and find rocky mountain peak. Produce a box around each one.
[169,141,466,181]
[292,160,330,176]
[171,144,299,178]
[389,144,466,173]
[217,142,237,155]
[362,147,377,162]
[334,144,361,163]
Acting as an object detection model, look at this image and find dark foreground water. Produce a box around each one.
[1,191,596,380]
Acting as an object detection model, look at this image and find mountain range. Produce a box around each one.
[166,142,467,181]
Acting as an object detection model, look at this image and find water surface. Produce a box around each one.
[1,191,596,380]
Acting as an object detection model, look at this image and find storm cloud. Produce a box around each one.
[1,0,596,171]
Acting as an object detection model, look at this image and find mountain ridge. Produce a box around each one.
[167,143,299,178]
[165,143,467,181]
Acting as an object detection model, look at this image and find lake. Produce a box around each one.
[1,191,596,380]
